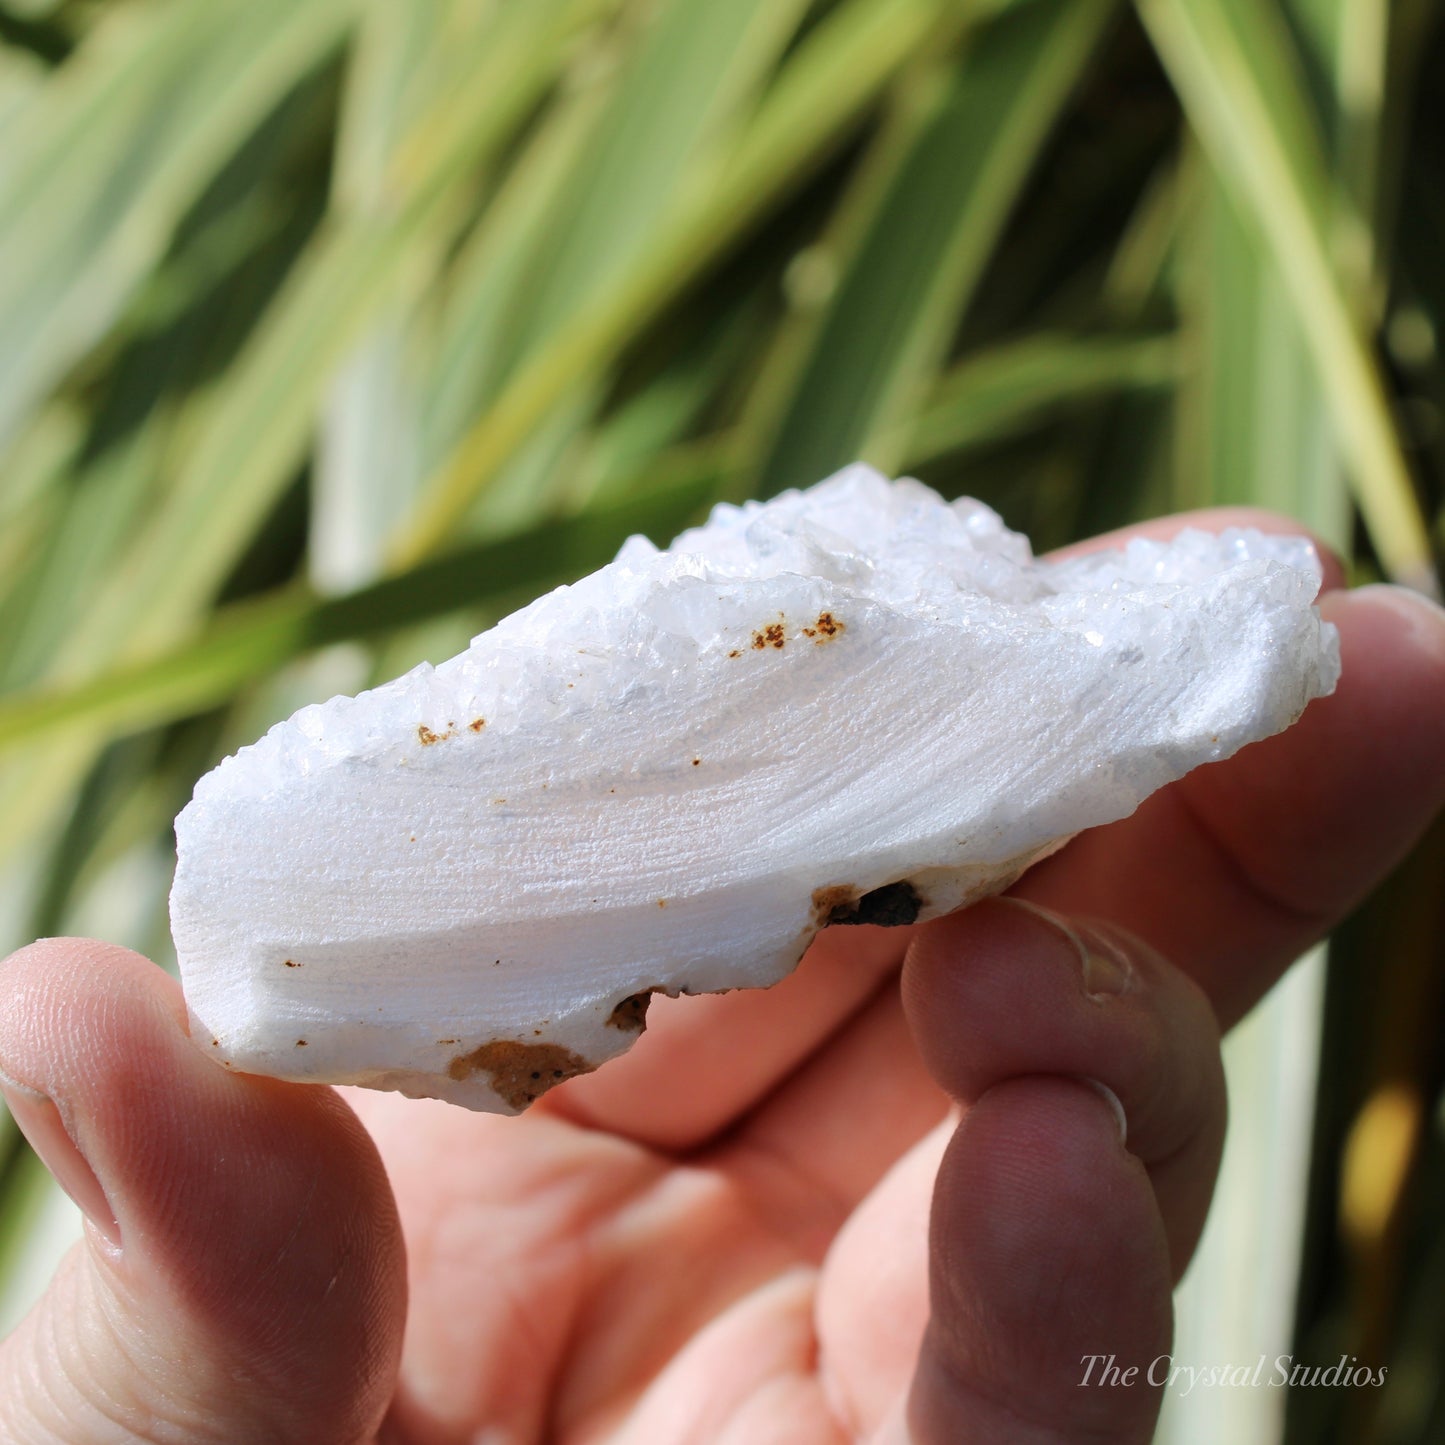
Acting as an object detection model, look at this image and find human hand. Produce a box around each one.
[3,512,1443,1444]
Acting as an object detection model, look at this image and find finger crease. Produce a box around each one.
[1175,786,1331,937]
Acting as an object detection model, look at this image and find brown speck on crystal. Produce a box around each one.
[447,1039,593,1109]
[802,610,844,641]
[751,621,786,650]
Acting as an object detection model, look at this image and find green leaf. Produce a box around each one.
[311,0,456,591]
[1137,0,1436,591]
[418,74,615,478]
[391,0,955,565]
[0,0,357,453]
[903,330,1180,466]
[497,0,812,364]
[0,463,724,751]
[1174,164,1349,545]
[0,74,336,690]
[439,0,812,539]
[0,35,43,138]
[752,0,1120,496]
[76,0,615,663]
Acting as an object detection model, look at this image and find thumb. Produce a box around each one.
[0,939,405,1444]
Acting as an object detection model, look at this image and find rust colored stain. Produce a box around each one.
[812,879,924,929]
[605,989,658,1032]
[811,884,858,928]
[295,1039,308,1047]
[469,717,486,732]
[728,649,741,658]
[283,959,300,968]
[418,724,444,745]
[447,1039,593,1109]
[751,621,786,650]
[802,611,844,641]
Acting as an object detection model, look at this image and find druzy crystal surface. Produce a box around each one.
[171,465,1340,1111]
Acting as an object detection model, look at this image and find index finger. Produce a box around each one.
[1013,583,1445,1027]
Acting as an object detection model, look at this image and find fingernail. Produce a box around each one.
[1,1077,121,1248]
[996,897,1133,999]
[1079,1077,1128,1145]
[1350,582,1445,644]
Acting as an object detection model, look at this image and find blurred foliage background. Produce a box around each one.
[0,0,1441,1439]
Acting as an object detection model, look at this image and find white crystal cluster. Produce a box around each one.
[171,465,1341,1111]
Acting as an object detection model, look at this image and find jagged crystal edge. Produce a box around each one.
[189,465,1338,805]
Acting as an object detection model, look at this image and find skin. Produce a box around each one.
[2,510,1444,1444]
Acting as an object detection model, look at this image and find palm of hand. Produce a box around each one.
[358,861,1209,1445]
[358,924,945,1443]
